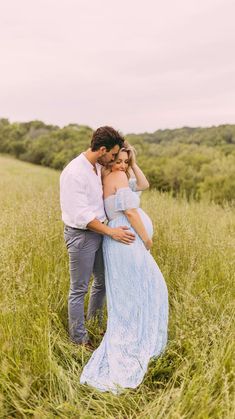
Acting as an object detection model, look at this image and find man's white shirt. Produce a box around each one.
[60,153,106,229]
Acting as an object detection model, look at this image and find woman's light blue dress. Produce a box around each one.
[80,179,168,393]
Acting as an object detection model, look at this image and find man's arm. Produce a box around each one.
[87,219,135,245]
[61,171,135,244]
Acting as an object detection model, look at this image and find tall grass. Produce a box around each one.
[0,155,234,418]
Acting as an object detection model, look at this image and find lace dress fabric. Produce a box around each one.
[80,179,168,393]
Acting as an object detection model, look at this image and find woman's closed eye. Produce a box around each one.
[116,160,129,164]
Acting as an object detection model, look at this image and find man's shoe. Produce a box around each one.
[74,340,94,352]
[71,337,94,351]
[83,341,95,351]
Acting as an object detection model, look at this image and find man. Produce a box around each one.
[60,126,135,349]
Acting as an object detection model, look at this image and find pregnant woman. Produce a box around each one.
[80,143,168,393]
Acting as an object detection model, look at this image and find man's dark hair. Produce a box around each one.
[91,126,125,151]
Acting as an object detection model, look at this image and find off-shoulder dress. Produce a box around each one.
[80,179,168,393]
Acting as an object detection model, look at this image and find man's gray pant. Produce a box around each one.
[64,226,106,344]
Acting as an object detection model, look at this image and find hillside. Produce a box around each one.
[0,155,234,417]
[0,118,235,203]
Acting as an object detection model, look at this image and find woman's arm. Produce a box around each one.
[130,164,149,191]
[128,150,149,191]
[111,171,152,249]
[124,208,152,250]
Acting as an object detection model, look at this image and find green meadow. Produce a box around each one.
[0,155,234,418]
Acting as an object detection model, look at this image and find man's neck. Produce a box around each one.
[84,148,98,167]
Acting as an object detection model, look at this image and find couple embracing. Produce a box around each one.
[60,126,168,394]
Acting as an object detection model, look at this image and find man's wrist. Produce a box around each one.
[100,222,113,237]
[105,226,114,237]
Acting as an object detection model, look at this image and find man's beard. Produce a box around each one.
[97,156,107,166]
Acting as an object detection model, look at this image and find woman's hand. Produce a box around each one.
[144,238,153,250]
[127,148,149,190]
[128,147,137,168]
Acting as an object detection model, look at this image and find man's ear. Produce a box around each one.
[99,146,107,155]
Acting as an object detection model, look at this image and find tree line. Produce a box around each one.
[0,118,235,204]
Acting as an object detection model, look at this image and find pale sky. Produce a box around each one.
[1,0,235,133]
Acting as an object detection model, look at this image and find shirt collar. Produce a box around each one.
[81,153,101,172]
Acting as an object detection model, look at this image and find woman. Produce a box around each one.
[80,144,168,393]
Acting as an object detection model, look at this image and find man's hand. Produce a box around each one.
[110,226,135,244]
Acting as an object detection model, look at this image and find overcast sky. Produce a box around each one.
[1,0,235,133]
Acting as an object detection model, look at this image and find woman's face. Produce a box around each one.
[111,150,129,172]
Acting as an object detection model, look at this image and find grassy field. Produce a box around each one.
[0,155,234,418]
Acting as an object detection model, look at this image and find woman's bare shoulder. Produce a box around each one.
[108,171,129,187]
[103,171,129,198]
